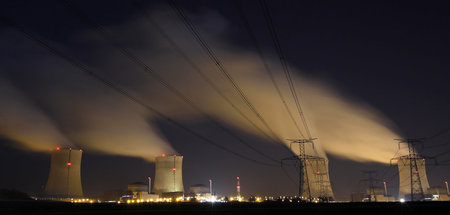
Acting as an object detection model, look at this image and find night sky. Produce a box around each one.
[1,0,449,201]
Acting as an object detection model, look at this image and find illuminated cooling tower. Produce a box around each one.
[153,154,184,194]
[397,155,430,201]
[301,157,334,201]
[44,147,83,198]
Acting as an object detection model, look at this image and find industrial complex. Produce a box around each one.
[1,1,449,214]
[38,143,449,204]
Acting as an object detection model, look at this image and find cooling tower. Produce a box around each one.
[153,154,184,194]
[301,157,334,201]
[44,147,83,198]
[397,155,430,201]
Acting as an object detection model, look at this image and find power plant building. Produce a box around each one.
[44,147,83,198]
[126,182,158,201]
[153,154,184,195]
[189,184,209,194]
[351,187,395,202]
[428,186,450,201]
[301,157,334,201]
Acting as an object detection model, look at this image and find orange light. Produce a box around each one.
[415,170,419,174]
[237,177,240,180]
[172,168,176,171]
[316,171,320,175]
[79,149,83,152]
[383,181,386,184]
[56,147,60,150]
[236,186,241,189]
[162,154,166,157]
[67,162,72,166]
[445,181,448,184]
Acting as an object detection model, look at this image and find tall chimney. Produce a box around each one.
[148,176,152,194]
[445,181,449,195]
[209,179,213,194]
[236,176,241,198]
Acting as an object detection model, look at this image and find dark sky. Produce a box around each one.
[1,0,449,201]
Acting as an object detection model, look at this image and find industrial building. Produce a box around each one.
[428,185,450,201]
[301,157,334,201]
[43,147,83,198]
[187,183,215,202]
[122,181,158,201]
[351,187,395,202]
[152,154,184,196]
[189,184,209,194]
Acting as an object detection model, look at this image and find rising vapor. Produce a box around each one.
[0,77,70,151]
[0,6,406,164]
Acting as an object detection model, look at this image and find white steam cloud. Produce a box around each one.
[0,6,406,163]
[0,77,70,151]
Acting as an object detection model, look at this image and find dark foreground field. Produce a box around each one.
[1,201,449,215]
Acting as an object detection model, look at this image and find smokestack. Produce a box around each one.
[209,179,212,194]
[148,176,152,194]
[153,154,184,194]
[44,147,83,198]
[445,181,449,195]
[236,176,241,198]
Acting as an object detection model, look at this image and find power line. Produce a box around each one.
[257,1,323,197]
[62,0,281,165]
[385,170,399,184]
[435,159,450,165]
[377,165,394,183]
[423,141,450,150]
[430,148,450,158]
[421,126,450,140]
[377,148,400,180]
[0,14,279,167]
[259,0,314,142]
[126,0,282,163]
[232,0,304,138]
[166,0,286,150]
[281,160,299,186]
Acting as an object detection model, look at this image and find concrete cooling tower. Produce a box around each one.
[396,155,430,201]
[153,154,184,194]
[44,147,83,198]
[301,157,334,201]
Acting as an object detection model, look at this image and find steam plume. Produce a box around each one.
[0,77,70,151]
[0,7,406,164]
